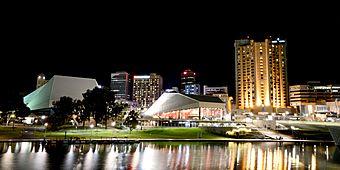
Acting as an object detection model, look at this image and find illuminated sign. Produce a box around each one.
[314,86,340,90]
[134,75,150,79]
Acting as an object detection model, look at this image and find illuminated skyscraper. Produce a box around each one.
[110,71,132,100]
[234,38,288,113]
[181,69,196,93]
[132,73,163,110]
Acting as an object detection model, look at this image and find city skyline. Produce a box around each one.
[2,11,340,101]
[1,33,340,99]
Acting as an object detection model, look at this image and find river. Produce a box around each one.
[0,141,339,169]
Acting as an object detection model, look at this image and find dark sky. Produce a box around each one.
[1,7,339,100]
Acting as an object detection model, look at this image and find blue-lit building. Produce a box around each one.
[184,84,200,95]
[181,69,196,93]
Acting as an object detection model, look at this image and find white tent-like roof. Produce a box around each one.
[143,92,225,116]
[24,75,98,110]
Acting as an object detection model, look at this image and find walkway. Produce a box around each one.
[256,128,294,140]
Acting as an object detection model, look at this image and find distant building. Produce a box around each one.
[203,86,228,96]
[36,73,48,89]
[203,85,229,112]
[24,75,98,111]
[181,69,196,93]
[184,84,200,95]
[290,82,340,115]
[235,37,289,113]
[110,71,132,101]
[165,87,179,93]
[132,73,163,110]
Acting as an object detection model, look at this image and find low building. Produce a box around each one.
[290,82,340,115]
[143,93,225,120]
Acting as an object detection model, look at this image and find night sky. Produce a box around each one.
[1,8,339,101]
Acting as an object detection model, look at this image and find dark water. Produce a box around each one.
[0,141,339,170]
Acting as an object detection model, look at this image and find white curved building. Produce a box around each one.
[143,92,225,120]
[24,75,98,111]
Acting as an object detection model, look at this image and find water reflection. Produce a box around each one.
[0,141,339,169]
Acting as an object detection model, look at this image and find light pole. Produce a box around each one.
[10,113,16,130]
[336,98,339,118]
[44,123,48,139]
[90,124,94,140]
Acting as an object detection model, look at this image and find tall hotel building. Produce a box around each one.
[234,38,288,113]
[132,73,163,110]
[110,71,132,100]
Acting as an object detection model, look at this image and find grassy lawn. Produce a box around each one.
[0,126,24,139]
[0,126,227,140]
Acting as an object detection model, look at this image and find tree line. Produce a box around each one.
[1,86,140,132]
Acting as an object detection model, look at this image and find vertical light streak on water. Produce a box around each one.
[141,147,156,170]
[1,145,13,170]
[311,144,317,170]
[250,146,256,170]
[296,155,299,169]
[246,143,251,170]
[83,144,99,170]
[284,149,288,170]
[175,144,182,168]
[103,144,119,170]
[267,148,273,170]
[288,151,291,170]
[236,143,240,166]
[184,145,190,168]
[257,147,263,170]
[326,145,329,160]
[63,145,75,169]
[130,144,140,170]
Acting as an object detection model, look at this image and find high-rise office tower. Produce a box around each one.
[132,73,163,110]
[234,37,288,113]
[181,69,196,93]
[110,71,132,100]
[36,73,47,89]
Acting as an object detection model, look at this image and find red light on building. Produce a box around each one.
[194,73,196,76]
[183,71,187,75]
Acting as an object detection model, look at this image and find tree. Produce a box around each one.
[14,102,31,118]
[49,96,74,130]
[82,86,117,128]
[111,102,128,127]
[73,99,86,127]
[124,110,139,133]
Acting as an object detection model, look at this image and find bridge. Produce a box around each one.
[276,120,340,146]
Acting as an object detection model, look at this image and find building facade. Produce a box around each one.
[110,71,132,101]
[184,84,200,95]
[234,38,288,113]
[36,73,48,89]
[132,73,163,110]
[290,82,340,115]
[181,69,196,93]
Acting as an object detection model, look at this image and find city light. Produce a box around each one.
[134,75,150,79]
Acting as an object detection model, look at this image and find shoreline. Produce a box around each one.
[0,138,335,144]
